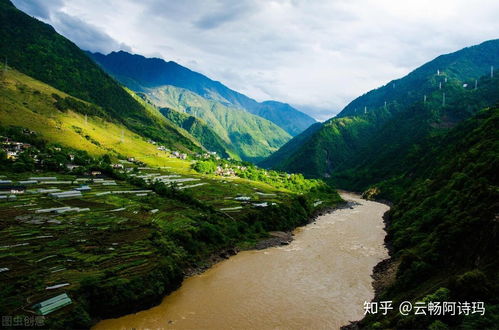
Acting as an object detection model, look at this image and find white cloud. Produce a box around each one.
[12,0,499,121]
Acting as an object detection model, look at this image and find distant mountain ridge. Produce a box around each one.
[262,39,499,177]
[88,51,298,161]
[88,51,316,136]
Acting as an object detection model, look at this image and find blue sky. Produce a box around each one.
[12,0,499,120]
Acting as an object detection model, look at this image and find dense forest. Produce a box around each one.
[360,107,499,329]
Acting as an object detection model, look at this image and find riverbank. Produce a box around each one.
[180,199,349,277]
[79,192,344,328]
[94,192,389,330]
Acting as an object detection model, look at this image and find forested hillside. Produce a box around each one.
[141,85,291,162]
[0,0,200,152]
[263,39,499,178]
[159,107,238,159]
[360,106,499,329]
[332,73,499,196]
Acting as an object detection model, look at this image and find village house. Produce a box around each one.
[170,151,187,160]
[215,166,236,177]
[1,138,32,160]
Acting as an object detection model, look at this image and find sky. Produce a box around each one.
[12,0,499,121]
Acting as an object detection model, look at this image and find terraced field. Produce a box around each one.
[0,165,340,326]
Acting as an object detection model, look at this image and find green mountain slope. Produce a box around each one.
[142,85,291,162]
[332,74,499,196]
[88,51,316,136]
[0,66,197,167]
[0,0,200,152]
[339,39,499,118]
[360,107,499,329]
[264,39,499,176]
[158,107,239,160]
[259,122,322,169]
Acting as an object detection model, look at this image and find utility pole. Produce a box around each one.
[439,82,442,90]
[437,69,440,76]
[424,95,427,104]
[384,101,387,110]
[442,93,446,107]
[364,106,367,114]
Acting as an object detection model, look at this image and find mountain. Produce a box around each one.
[0,0,201,153]
[331,73,499,196]
[259,122,322,169]
[142,85,291,162]
[87,49,293,162]
[361,106,499,329]
[260,40,499,328]
[0,66,196,165]
[88,51,316,136]
[157,106,239,160]
[338,39,499,118]
[263,39,499,179]
[0,3,341,328]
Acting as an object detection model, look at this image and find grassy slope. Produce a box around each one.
[159,107,240,160]
[145,85,291,162]
[0,0,200,152]
[0,67,192,170]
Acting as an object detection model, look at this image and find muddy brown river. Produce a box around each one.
[94,192,389,330]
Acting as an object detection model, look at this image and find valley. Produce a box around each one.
[94,192,389,330]
[1,0,498,329]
